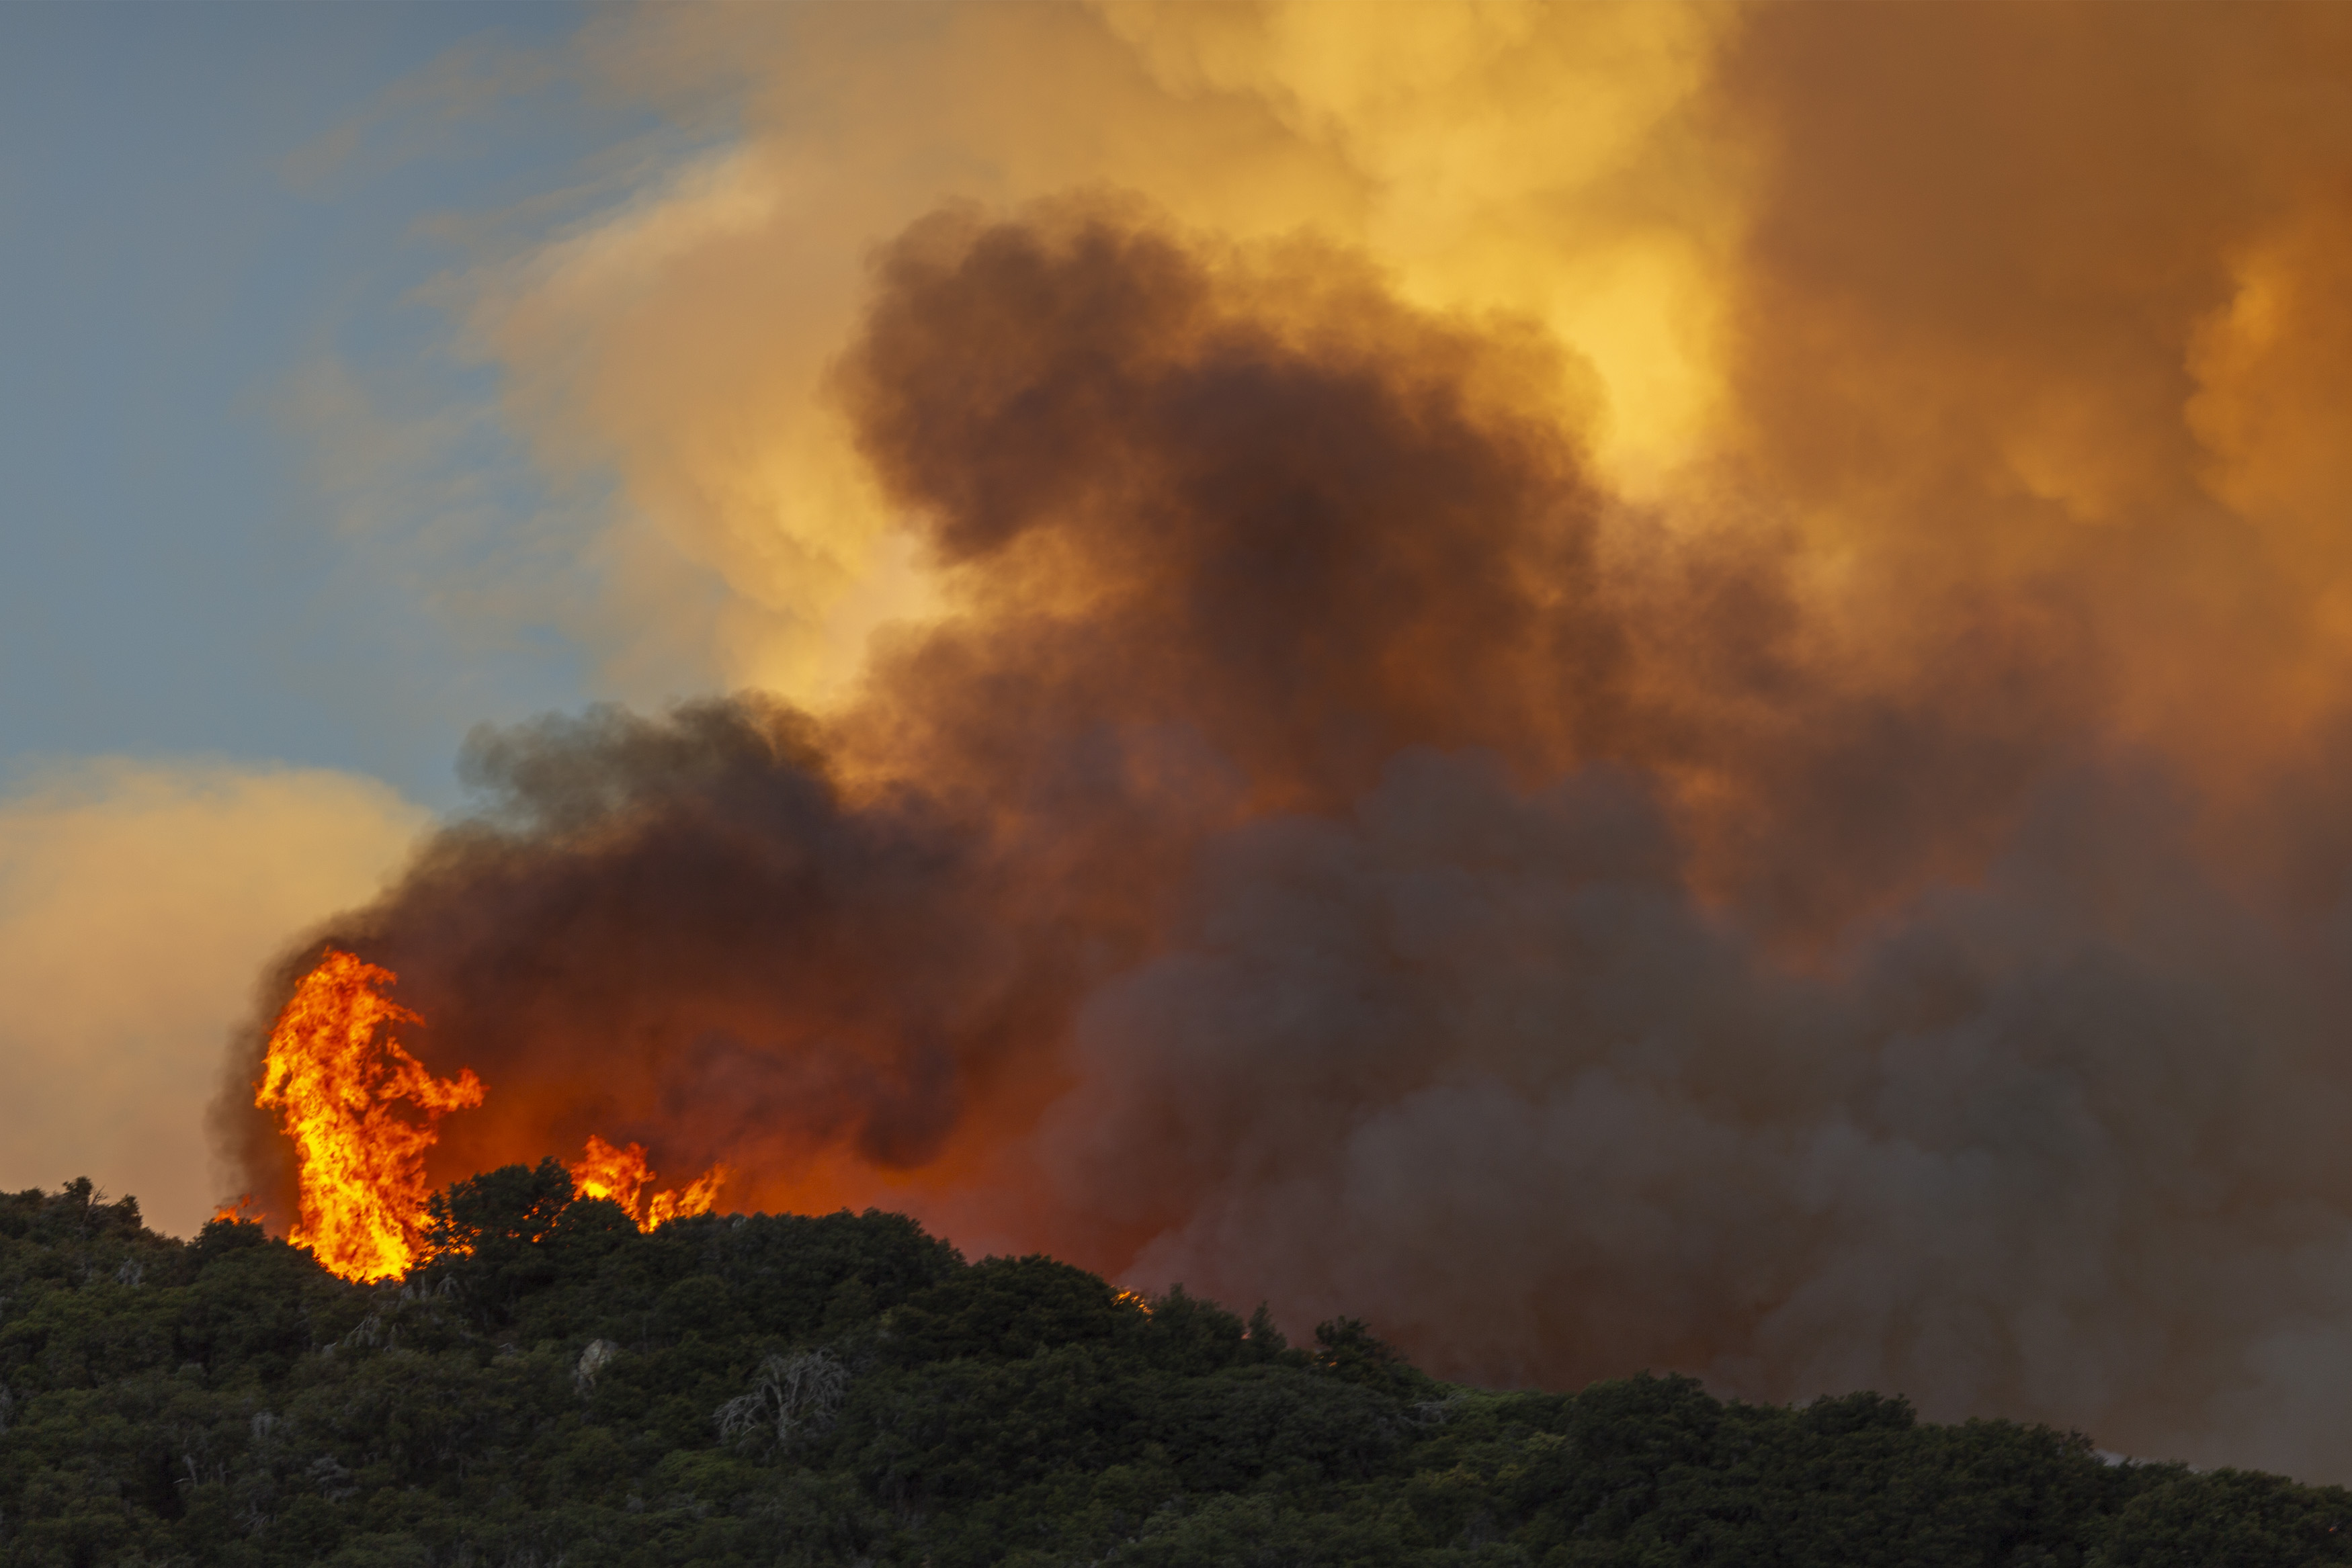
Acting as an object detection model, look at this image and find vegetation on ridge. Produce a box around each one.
[0,1168,2343,1567]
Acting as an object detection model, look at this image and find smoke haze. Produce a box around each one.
[221,2,2352,1481]
[0,761,425,1237]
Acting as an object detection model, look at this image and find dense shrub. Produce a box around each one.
[0,1173,2343,1567]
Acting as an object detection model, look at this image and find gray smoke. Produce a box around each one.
[1044,750,2352,1477]
[229,204,2352,1483]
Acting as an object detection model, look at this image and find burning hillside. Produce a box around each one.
[215,3,2352,1485]
[250,950,720,1279]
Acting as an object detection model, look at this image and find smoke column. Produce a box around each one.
[229,3,2352,1481]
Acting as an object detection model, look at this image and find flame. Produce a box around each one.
[208,1194,260,1226]
[253,952,727,1273]
[567,1132,728,1231]
[254,949,484,1280]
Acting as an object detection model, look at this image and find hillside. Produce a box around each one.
[0,1170,2341,1568]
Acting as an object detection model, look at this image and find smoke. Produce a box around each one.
[229,1,2352,1480]
[0,760,425,1237]
[1066,754,2352,1480]
[449,1,1736,702]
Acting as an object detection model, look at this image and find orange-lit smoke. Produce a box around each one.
[222,1,2352,1485]
[249,952,729,1274]
[0,759,425,1240]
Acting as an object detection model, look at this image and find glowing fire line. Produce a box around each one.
[252,950,726,1280]
[568,1133,730,1230]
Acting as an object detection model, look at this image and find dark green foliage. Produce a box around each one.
[882,1255,1132,1364]
[1311,1316,1439,1402]
[1,1172,2346,1567]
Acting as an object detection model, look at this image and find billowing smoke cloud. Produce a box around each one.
[1065,756,2352,1481]
[230,1,2352,1482]
[230,210,1639,1217]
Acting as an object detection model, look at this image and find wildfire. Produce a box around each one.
[208,1194,260,1226]
[255,950,485,1280]
[256,951,731,1278]
[567,1133,728,1231]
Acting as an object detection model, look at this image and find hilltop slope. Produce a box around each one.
[0,1170,2341,1567]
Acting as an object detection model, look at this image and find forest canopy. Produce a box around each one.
[0,1170,2342,1567]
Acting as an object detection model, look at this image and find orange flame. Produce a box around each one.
[255,951,726,1273]
[255,950,484,1280]
[567,1133,728,1231]
[208,1194,261,1226]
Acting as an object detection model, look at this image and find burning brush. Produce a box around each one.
[247,949,722,1280]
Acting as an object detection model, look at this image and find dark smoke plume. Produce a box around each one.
[226,205,2352,1479]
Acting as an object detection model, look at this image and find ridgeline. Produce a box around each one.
[0,1170,2341,1567]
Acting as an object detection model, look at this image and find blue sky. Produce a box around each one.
[0,2,648,808]
[0,2,719,1231]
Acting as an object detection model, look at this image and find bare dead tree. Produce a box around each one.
[714,1348,850,1451]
